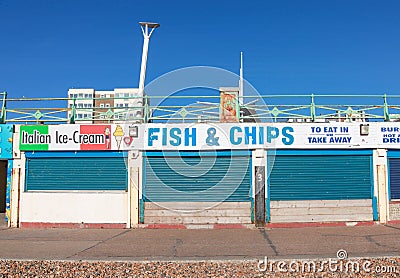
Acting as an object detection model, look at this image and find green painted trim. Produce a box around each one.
[1,93,400,123]
[372,196,379,221]
[139,199,144,223]
[250,197,254,223]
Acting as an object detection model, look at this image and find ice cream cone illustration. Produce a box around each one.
[113,125,124,150]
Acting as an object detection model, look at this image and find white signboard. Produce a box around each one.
[18,122,400,151]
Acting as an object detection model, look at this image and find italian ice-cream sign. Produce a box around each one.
[19,124,141,151]
[0,124,13,159]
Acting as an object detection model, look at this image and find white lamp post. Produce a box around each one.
[138,22,160,97]
[239,51,244,105]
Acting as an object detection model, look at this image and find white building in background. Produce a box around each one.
[67,88,144,123]
[67,88,94,124]
[113,88,144,123]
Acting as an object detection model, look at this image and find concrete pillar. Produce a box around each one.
[130,166,140,227]
[373,149,389,224]
[128,150,142,228]
[377,164,388,223]
[10,167,19,228]
[253,149,266,227]
[10,127,22,228]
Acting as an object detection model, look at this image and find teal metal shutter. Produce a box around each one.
[269,150,372,200]
[388,151,400,200]
[25,152,127,191]
[389,159,400,199]
[144,151,251,202]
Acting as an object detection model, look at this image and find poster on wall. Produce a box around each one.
[219,91,239,123]
[5,160,12,225]
[0,124,13,159]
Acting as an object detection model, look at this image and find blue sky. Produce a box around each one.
[1,0,400,100]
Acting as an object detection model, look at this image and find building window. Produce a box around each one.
[100,94,105,98]
[105,103,110,108]
[100,104,104,108]
[78,94,83,98]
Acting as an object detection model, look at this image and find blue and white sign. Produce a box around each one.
[0,124,13,159]
[144,123,369,150]
[375,124,400,145]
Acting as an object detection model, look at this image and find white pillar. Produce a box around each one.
[128,150,142,228]
[10,128,22,228]
[373,149,389,224]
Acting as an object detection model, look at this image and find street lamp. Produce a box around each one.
[138,22,160,98]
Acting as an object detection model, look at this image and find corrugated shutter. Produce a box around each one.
[144,151,251,202]
[269,152,372,200]
[389,159,400,199]
[26,157,127,191]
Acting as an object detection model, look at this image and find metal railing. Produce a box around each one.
[1,91,400,124]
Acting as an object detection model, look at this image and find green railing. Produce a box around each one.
[1,91,400,124]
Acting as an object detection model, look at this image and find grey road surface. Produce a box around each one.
[0,224,399,261]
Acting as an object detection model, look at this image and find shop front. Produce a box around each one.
[268,150,375,223]
[9,122,400,227]
[142,150,252,225]
[15,124,136,228]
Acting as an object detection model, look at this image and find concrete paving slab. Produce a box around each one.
[0,224,398,261]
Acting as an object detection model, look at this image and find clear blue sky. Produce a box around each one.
[1,0,400,99]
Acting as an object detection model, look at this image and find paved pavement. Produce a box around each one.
[0,224,399,261]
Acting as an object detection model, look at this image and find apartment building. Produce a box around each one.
[67,88,143,123]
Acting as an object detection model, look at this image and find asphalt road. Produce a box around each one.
[0,224,399,261]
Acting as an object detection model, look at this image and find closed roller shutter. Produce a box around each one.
[269,150,373,200]
[144,151,251,202]
[25,152,127,191]
[388,151,400,200]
